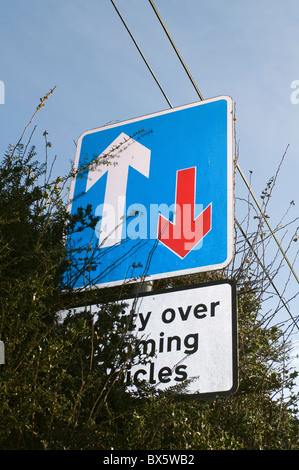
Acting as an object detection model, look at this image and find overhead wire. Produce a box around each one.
[235,219,299,331]
[147,0,298,330]
[148,0,204,101]
[152,2,299,289]
[148,0,298,288]
[236,162,299,285]
[110,0,173,108]
[109,0,298,330]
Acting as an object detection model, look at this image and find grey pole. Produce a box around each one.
[0,341,5,365]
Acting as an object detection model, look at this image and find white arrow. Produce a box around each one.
[86,132,151,247]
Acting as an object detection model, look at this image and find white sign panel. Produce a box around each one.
[62,280,238,398]
[122,280,238,397]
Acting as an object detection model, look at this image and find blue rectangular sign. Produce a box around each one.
[65,96,234,289]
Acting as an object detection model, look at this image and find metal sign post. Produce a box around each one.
[0,341,5,365]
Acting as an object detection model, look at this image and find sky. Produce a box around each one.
[0,0,298,387]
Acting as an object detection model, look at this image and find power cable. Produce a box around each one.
[148,0,298,288]
[236,162,299,285]
[110,0,173,108]
[147,0,298,330]
[148,0,204,101]
[235,219,299,331]
[109,0,298,330]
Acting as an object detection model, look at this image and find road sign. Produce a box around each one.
[65,96,233,290]
[60,280,238,398]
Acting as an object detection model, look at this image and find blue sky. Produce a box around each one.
[1,1,298,379]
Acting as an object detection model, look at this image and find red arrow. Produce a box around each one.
[158,167,212,258]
